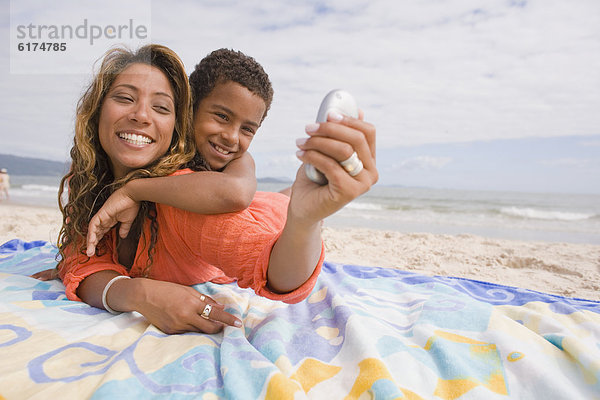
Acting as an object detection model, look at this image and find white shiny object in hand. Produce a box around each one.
[305,89,359,185]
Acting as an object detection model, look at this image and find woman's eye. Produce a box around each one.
[113,95,133,103]
[216,112,228,121]
[153,105,172,114]
[242,127,255,136]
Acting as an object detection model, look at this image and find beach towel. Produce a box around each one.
[1,239,599,399]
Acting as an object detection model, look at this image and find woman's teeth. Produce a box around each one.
[119,133,152,145]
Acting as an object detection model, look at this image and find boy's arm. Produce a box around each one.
[86,153,257,256]
[127,152,257,213]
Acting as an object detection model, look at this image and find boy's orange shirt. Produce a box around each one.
[59,170,324,304]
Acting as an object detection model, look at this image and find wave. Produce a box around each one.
[345,201,384,211]
[7,184,60,207]
[500,206,594,221]
[20,184,60,193]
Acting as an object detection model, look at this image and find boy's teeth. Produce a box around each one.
[214,144,230,155]
[119,133,151,145]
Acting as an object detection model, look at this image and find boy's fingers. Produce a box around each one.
[86,216,102,255]
[86,232,96,256]
[119,222,132,239]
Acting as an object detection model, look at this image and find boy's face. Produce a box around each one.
[193,81,266,170]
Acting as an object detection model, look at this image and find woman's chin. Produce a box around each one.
[113,156,162,177]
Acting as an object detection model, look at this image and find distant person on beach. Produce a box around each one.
[0,169,9,201]
[33,44,378,334]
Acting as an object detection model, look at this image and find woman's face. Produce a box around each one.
[98,63,176,179]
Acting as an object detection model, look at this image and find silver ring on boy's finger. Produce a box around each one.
[200,304,213,320]
[339,151,363,177]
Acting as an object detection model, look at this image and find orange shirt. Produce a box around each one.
[59,189,324,304]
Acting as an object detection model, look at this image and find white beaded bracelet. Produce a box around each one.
[101,275,131,315]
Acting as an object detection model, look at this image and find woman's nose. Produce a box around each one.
[129,101,150,124]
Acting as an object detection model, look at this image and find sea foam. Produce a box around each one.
[500,206,593,221]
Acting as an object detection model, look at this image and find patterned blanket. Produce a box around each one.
[1,239,599,399]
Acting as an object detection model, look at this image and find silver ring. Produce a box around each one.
[339,152,363,176]
[200,304,212,320]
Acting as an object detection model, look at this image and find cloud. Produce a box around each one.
[2,0,600,193]
[254,153,300,179]
[539,158,598,169]
[391,156,452,172]
[578,140,600,147]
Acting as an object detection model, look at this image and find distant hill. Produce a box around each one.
[0,153,295,181]
[0,154,70,176]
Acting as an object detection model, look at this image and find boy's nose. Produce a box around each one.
[221,126,239,144]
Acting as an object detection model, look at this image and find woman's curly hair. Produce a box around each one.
[57,44,202,276]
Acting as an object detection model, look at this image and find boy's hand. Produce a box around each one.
[86,186,140,256]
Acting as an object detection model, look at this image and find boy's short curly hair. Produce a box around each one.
[189,48,274,123]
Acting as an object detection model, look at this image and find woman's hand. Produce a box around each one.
[132,279,242,334]
[86,185,140,256]
[91,273,243,335]
[291,110,378,224]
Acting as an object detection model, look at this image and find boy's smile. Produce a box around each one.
[193,81,266,170]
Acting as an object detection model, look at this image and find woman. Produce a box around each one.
[44,44,378,335]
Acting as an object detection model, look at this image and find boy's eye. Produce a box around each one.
[242,126,255,136]
[215,112,228,121]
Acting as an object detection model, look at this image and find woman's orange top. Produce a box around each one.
[59,178,324,304]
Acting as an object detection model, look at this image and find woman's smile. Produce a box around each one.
[117,131,154,146]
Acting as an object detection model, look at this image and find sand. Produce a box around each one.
[322,227,600,301]
[1,202,599,301]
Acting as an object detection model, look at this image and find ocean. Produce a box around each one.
[260,182,600,245]
[5,175,600,245]
[6,175,64,208]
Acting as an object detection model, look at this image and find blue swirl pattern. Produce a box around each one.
[1,240,599,399]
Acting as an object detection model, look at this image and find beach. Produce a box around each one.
[1,201,598,301]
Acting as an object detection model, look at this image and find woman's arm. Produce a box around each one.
[58,237,242,334]
[76,270,242,334]
[267,112,378,293]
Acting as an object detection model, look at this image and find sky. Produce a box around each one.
[1,0,599,194]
